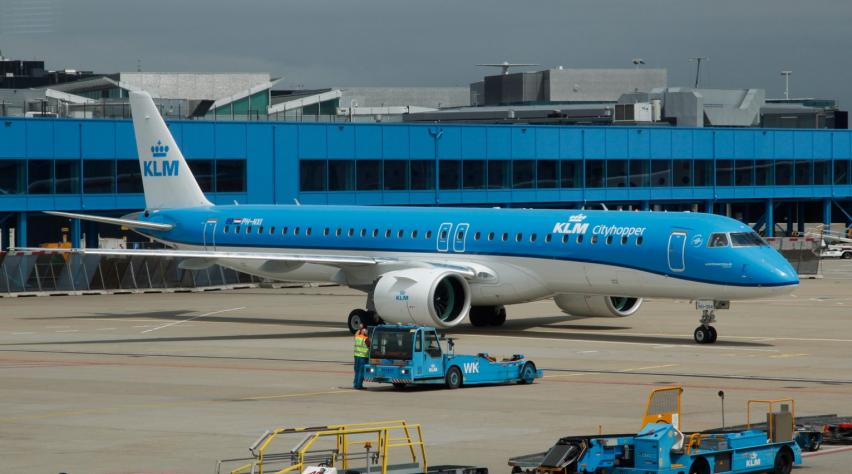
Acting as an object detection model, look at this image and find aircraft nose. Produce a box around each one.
[746,252,799,287]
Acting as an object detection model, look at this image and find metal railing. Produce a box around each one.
[0,251,258,295]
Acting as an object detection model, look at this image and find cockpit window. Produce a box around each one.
[708,233,729,247]
[730,232,767,247]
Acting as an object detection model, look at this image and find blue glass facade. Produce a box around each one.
[1,117,851,247]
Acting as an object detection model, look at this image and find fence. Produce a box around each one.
[0,251,260,296]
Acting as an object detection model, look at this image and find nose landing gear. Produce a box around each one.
[693,300,726,344]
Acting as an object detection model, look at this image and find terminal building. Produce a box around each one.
[0,58,850,249]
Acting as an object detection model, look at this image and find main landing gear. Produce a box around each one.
[469,305,507,327]
[347,309,383,334]
[693,304,719,344]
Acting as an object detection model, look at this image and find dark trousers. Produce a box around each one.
[353,356,367,388]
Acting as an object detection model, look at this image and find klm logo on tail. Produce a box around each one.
[144,140,179,177]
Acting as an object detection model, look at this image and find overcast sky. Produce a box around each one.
[2,0,851,107]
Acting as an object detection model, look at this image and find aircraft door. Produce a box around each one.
[437,222,452,252]
[203,219,217,251]
[421,330,443,378]
[453,223,469,253]
[667,231,686,272]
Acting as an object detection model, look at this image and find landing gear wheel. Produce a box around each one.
[519,362,537,384]
[694,326,709,344]
[469,308,489,327]
[347,309,368,334]
[490,306,507,327]
[707,326,718,343]
[445,366,462,389]
[772,449,793,474]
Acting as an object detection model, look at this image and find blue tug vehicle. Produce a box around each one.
[509,386,803,474]
[362,324,542,389]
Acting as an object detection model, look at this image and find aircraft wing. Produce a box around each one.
[11,247,490,278]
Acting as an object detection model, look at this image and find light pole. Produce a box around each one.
[781,70,792,100]
[689,57,709,88]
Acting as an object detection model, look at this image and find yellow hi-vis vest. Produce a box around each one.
[354,334,369,358]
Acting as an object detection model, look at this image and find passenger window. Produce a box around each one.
[474,232,481,240]
[502,233,508,241]
[398,229,404,238]
[294,227,300,235]
[270,227,275,235]
[457,231,464,240]
[385,229,392,238]
[440,230,448,239]
[545,234,552,243]
[515,233,522,242]
[282,226,289,235]
[348,228,354,237]
[488,232,495,241]
[636,236,643,246]
[426,230,433,239]
[411,230,418,239]
[530,233,537,242]
[620,235,627,245]
[562,234,569,244]
[223,225,229,234]
[336,228,342,237]
[360,228,366,237]
[306,228,312,236]
[591,235,598,244]
[247,226,252,234]
[323,228,329,236]
[372,229,379,237]
[258,226,264,234]
[235,226,241,234]
[606,235,613,245]
[576,234,583,244]
[709,233,729,248]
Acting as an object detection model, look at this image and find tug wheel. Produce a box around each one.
[445,366,462,389]
[772,449,793,474]
[688,457,710,474]
[519,362,537,384]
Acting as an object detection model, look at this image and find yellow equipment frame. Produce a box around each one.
[641,385,683,431]
[228,420,427,474]
[746,399,796,442]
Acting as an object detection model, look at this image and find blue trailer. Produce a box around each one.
[363,325,542,389]
[509,386,803,474]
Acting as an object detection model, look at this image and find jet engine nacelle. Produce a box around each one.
[554,294,642,318]
[373,268,471,328]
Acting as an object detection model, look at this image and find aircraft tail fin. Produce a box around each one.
[129,91,211,210]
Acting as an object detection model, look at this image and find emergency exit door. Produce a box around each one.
[203,220,217,251]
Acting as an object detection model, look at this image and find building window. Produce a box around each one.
[55,160,80,194]
[488,160,510,189]
[814,160,829,185]
[217,160,246,192]
[775,160,792,185]
[116,160,143,193]
[188,160,214,192]
[795,160,812,185]
[735,160,754,186]
[537,160,558,188]
[585,161,604,188]
[694,160,712,186]
[328,160,355,191]
[0,160,24,195]
[357,160,381,190]
[607,160,628,188]
[83,160,115,194]
[629,160,650,187]
[300,160,327,191]
[28,159,52,194]
[560,160,581,188]
[513,160,535,188]
[835,160,850,185]
[410,160,435,190]
[673,159,691,187]
[715,160,733,186]
[384,160,408,190]
[650,160,671,187]
[439,160,461,190]
[463,160,485,190]
[755,160,773,185]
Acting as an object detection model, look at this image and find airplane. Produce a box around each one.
[26,91,799,344]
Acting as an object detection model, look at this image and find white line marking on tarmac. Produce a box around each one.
[45,326,69,329]
[11,332,34,335]
[619,364,678,372]
[95,328,117,331]
[141,307,245,333]
[55,330,79,333]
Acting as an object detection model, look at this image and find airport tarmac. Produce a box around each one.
[1,260,852,473]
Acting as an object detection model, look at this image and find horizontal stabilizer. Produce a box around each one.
[44,211,173,231]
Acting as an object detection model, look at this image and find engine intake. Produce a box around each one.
[374,269,471,328]
[554,294,642,318]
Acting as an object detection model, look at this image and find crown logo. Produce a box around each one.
[150,140,169,158]
[568,213,587,223]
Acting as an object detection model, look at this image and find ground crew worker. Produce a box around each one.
[353,323,369,389]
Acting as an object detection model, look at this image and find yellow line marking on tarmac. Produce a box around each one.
[141,307,245,333]
[769,353,808,359]
[240,389,350,401]
[619,364,678,372]
[0,388,350,424]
